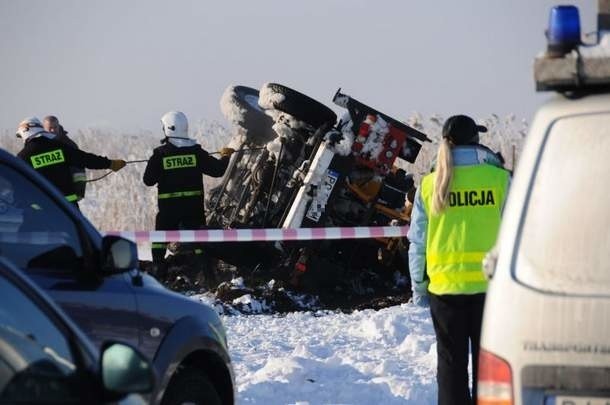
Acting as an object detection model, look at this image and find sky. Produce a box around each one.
[0,0,598,133]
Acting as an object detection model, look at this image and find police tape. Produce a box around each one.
[105,225,409,243]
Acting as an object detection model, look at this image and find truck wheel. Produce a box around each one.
[259,83,337,129]
[221,85,277,145]
[161,368,221,405]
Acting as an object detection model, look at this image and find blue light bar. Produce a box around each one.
[547,5,581,55]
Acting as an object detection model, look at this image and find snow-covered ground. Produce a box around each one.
[220,304,439,404]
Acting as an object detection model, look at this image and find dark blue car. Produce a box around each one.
[0,149,234,405]
[0,256,155,404]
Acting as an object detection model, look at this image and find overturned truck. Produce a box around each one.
[207,83,430,293]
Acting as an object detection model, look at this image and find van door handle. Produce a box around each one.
[483,248,499,280]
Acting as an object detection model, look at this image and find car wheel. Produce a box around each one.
[161,368,221,405]
[259,83,337,129]
[221,85,277,145]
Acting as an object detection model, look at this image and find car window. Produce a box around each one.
[515,112,610,295]
[0,164,83,271]
[0,275,81,403]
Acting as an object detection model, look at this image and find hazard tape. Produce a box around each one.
[106,225,409,243]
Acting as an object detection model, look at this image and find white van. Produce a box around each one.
[478,5,610,405]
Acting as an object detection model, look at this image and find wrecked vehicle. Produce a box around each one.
[207,83,430,293]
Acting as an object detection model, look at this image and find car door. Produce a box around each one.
[0,161,140,350]
[0,265,94,404]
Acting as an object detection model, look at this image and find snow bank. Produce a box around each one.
[222,304,439,404]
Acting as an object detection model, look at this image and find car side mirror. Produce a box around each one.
[101,342,155,395]
[102,235,138,273]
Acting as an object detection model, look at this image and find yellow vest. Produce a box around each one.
[420,164,510,295]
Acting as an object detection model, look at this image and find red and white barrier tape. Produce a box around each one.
[105,225,409,243]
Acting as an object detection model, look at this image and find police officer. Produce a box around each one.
[143,111,234,278]
[43,115,87,201]
[407,115,510,405]
[16,117,126,207]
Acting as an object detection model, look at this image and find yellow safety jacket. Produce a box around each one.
[420,164,510,295]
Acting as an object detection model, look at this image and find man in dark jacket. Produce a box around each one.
[16,117,126,207]
[143,110,234,278]
[43,115,87,200]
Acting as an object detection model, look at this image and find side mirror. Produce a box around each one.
[100,342,155,395]
[102,235,138,273]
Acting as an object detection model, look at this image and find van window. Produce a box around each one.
[515,113,610,295]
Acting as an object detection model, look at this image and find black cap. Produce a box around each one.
[442,115,487,145]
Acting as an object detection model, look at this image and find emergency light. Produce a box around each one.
[546,5,581,55]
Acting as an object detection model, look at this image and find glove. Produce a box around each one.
[219,147,235,158]
[110,159,126,172]
[410,292,430,308]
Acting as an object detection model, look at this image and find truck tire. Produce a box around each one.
[259,83,337,129]
[161,368,221,405]
[222,85,277,145]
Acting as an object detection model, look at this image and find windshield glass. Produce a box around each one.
[515,113,610,295]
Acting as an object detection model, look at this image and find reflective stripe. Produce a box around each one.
[72,173,87,182]
[194,248,203,255]
[427,251,487,266]
[428,269,488,295]
[429,270,487,285]
[151,243,166,249]
[65,194,79,202]
[158,190,202,199]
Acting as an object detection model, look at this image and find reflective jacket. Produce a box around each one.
[143,142,229,213]
[407,144,510,296]
[18,134,111,202]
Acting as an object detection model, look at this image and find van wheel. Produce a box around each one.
[161,368,221,405]
[259,83,337,129]
[222,85,277,145]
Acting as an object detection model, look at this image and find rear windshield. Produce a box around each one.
[515,112,610,296]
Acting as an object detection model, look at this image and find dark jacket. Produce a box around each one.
[143,143,229,212]
[18,135,111,200]
[54,129,87,200]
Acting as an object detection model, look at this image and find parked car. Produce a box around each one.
[478,5,610,405]
[0,149,235,405]
[209,84,430,292]
[0,256,154,404]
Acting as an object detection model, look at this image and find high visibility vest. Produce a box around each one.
[420,164,510,295]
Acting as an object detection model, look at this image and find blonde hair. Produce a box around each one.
[432,138,454,215]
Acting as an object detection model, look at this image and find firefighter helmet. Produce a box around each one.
[16,117,45,141]
[161,111,189,139]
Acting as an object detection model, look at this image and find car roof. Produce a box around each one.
[536,92,610,120]
[0,257,99,362]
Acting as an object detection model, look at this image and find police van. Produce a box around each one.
[478,4,610,405]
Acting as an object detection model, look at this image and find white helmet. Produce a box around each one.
[16,117,45,141]
[161,111,189,139]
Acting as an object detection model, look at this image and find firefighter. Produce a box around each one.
[16,117,126,207]
[143,111,234,279]
[407,115,510,405]
[43,115,87,201]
